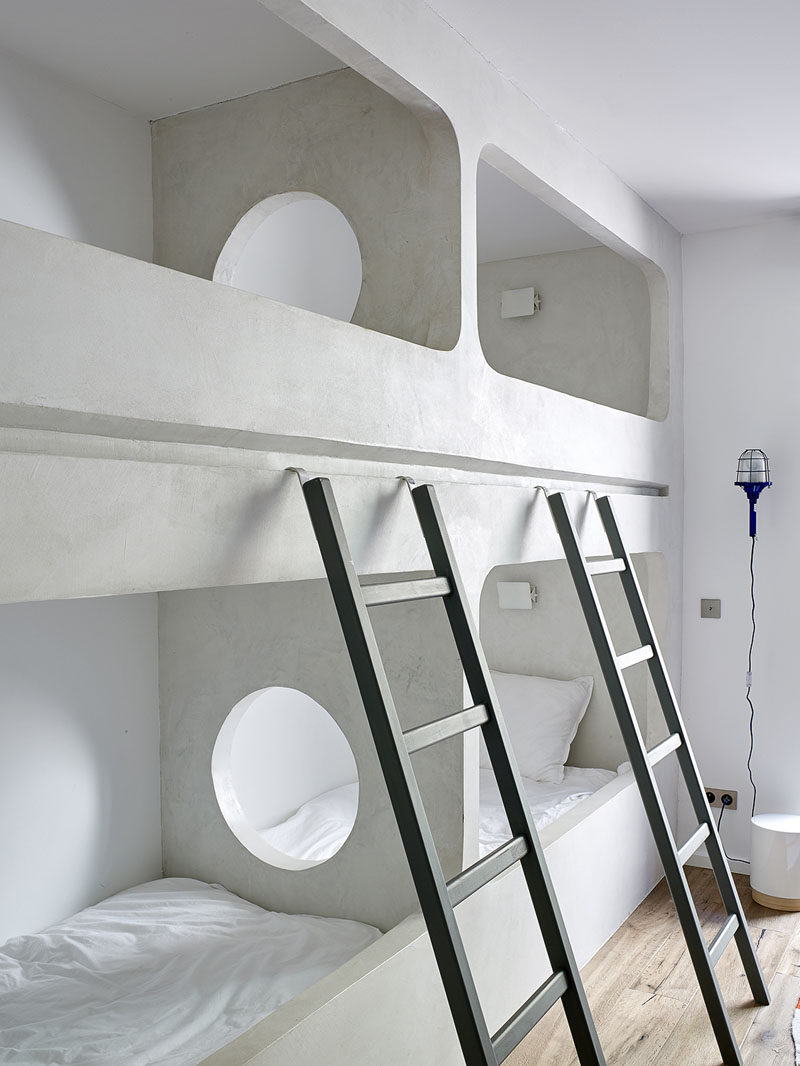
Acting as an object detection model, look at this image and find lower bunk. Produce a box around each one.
[205,770,662,1066]
[0,878,379,1065]
[0,770,663,1066]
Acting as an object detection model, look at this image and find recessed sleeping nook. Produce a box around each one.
[0,577,464,1061]
[477,151,669,418]
[150,2,461,349]
[477,553,668,856]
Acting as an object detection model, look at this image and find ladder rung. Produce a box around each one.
[492,970,569,1062]
[616,644,654,670]
[678,823,710,866]
[447,836,528,907]
[647,732,682,766]
[403,703,489,755]
[360,575,451,607]
[708,915,739,968]
[586,558,626,576]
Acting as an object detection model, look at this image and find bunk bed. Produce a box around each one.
[0,878,380,1065]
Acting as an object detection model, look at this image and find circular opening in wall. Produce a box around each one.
[212,686,359,871]
[213,192,363,322]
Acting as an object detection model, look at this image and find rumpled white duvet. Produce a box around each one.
[0,878,380,1066]
[259,782,359,863]
[478,765,617,856]
[259,767,617,864]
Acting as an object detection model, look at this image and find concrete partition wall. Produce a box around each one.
[478,247,653,418]
[159,576,464,931]
[151,67,460,349]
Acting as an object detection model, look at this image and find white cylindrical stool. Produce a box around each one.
[751,813,800,911]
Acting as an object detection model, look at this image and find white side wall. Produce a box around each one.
[0,594,161,944]
[0,45,152,261]
[681,218,800,864]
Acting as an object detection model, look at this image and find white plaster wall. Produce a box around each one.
[0,594,160,945]
[478,246,652,417]
[681,217,800,866]
[0,45,152,262]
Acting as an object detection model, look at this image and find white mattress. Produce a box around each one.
[479,765,617,857]
[258,767,617,865]
[0,877,380,1066]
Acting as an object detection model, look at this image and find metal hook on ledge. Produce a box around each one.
[286,466,310,486]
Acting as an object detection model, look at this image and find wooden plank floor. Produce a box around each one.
[509,867,800,1066]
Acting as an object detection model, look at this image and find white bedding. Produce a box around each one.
[479,765,617,857]
[258,768,617,865]
[0,877,380,1066]
[259,782,359,863]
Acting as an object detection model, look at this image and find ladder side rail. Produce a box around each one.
[595,494,769,1006]
[302,477,498,1066]
[548,491,744,1066]
[412,483,606,1066]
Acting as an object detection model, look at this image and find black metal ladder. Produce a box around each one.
[299,474,606,1066]
[547,490,770,1066]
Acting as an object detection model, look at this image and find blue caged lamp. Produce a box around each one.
[735,449,771,538]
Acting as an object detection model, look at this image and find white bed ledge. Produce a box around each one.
[202,772,660,1066]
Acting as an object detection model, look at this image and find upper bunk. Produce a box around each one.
[0,0,682,615]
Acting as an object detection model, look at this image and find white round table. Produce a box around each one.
[751,813,800,911]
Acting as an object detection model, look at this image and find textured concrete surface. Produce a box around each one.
[152,68,460,349]
[479,246,655,418]
[159,577,463,931]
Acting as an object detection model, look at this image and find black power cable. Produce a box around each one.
[717,796,749,865]
[715,536,760,867]
[745,536,758,818]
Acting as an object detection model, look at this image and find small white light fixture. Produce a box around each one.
[501,287,541,319]
[497,581,537,610]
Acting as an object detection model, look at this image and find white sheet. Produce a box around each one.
[258,767,617,867]
[259,782,358,863]
[0,877,380,1066]
[479,765,617,857]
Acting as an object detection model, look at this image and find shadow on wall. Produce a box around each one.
[152,67,461,349]
[0,594,161,945]
[476,148,669,420]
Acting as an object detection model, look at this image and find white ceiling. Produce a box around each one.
[477,160,599,262]
[429,0,800,234]
[0,0,341,119]
[4,0,797,233]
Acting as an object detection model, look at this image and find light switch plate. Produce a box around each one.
[701,598,721,619]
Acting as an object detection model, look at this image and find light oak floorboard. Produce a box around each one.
[508,867,800,1066]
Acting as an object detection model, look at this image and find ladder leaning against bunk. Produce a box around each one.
[547,490,769,1066]
[295,470,606,1066]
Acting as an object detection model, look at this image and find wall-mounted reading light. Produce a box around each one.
[735,449,771,538]
[497,581,538,610]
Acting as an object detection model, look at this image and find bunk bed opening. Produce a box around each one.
[476,148,669,419]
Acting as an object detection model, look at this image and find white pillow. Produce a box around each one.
[479,670,594,784]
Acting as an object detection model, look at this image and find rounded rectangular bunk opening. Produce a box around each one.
[477,148,669,419]
[1,0,461,351]
[476,552,669,857]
